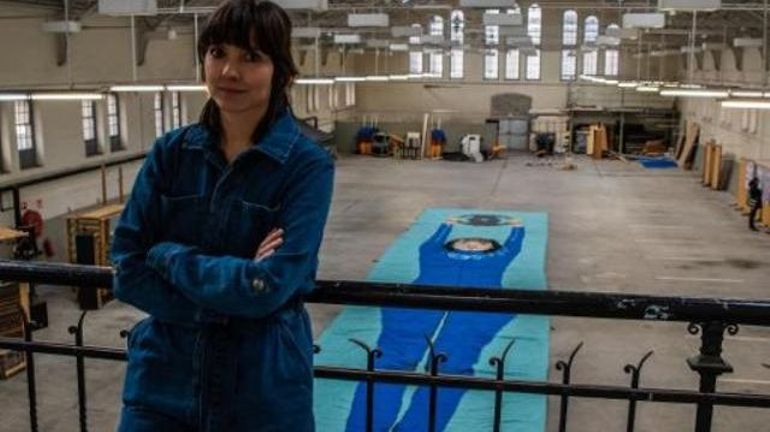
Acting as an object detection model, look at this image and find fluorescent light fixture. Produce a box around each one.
[295,78,334,85]
[110,85,164,92]
[658,0,721,11]
[388,75,409,81]
[483,12,523,26]
[293,27,322,38]
[460,0,521,7]
[622,13,666,29]
[41,20,82,33]
[734,38,763,48]
[660,89,728,98]
[604,79,620,85]
[702,42,726,50]
[0,93,29,101]
[167,85,207,92]
[334,76,366,82]
[269,0,328,10]
[348,13,389,27]
[98,0,158,16]
[597,35,621,46]
[366,39,390,49]
[391,26,421,38]
[333,34,361,44]
[365,76,390,82]
[730,90,765,98]
[722,100,770,109]
[636,85,661,92]
[407,74,424,79]
[31,93,104,100]
[618,81,640,88]
[420,35,444,45]
[680,46,702,54]
[389,43,409,51]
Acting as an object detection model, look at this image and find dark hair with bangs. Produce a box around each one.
[197,0,298,142]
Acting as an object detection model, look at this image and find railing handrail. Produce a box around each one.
[1,259,769,325]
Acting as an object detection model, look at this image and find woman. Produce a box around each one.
[110,1,334,430]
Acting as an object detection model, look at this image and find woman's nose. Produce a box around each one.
[222,59,239,79]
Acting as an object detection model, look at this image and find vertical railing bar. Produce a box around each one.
[349,338,382,432]
[624,350,654,432]
[20,309,38,432]
[555,341,583,432]
[68,311,89,432]
[489,338,516,432]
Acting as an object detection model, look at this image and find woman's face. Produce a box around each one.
[204,42,274,116]
[452,239,495,252]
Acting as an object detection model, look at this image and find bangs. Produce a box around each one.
[199,1,274,58]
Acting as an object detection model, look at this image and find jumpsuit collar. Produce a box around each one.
[184,107,301,166]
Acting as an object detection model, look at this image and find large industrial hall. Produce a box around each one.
[0,0,769,431]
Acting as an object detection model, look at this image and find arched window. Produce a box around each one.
[561,10,578,80]
[563,10,578,46]
[525,4,541,80]
[582,16,599,75]
[484,9,500,80]
[584,16,599,44]
[409,23,423,75]
[450,10,464,79]
[604,23,620,76]
[428,16,444,78]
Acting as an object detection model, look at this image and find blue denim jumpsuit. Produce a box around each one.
[110,108,334,431]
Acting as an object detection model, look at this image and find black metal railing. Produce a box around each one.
[1,260,769,432]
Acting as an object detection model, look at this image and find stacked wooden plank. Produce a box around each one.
[67,203,124,309]
[701,142,724,190]
[0,282,25,379]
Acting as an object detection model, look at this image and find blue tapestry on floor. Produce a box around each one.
[314,209,549,432]
[639,157,678,169]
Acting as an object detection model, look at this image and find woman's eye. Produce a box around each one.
[208,46,224,57]
[245,51,264,62]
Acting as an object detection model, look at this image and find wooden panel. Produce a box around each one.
[702,143,713,185]
[0,227,27,242]
[736,159,748,212]
[677,121,700,169]
[710,145,722,190]
[79,203,124,220]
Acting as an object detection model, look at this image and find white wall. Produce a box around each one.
[680,48,770,161]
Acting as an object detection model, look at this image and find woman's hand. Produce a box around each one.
[255,228,284,262]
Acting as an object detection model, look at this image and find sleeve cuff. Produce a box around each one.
[146,242,193,278]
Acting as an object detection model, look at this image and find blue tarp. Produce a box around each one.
[314,209,550,432]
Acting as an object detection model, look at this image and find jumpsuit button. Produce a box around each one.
[252,278,265,292]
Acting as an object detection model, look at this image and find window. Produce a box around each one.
[526,50,541,80]
[428,16,444,78]
[563,10,578,46]
[583,51,598,76]
[505,49,520,80]
[82,100,99,157]
[584,16,599,44]
[107,93,123,151]
[450,10,464,79]
[562,10,578,81]
[527,4,542,46]
[525,4,542,81]
[15,100,37,169]
[409,24,423,75]
[154,92,164,138]
[171,91,182,129]
[345,83,356,106]
[484,9,500,80]
[583,16,600,76]
[605,49,619,76]
[561,50,577,80]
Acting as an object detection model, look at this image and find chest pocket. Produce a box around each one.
[224,198,281,258]
[159,193,210,247]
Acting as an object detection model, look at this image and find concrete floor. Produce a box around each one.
[1,154,769,431]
